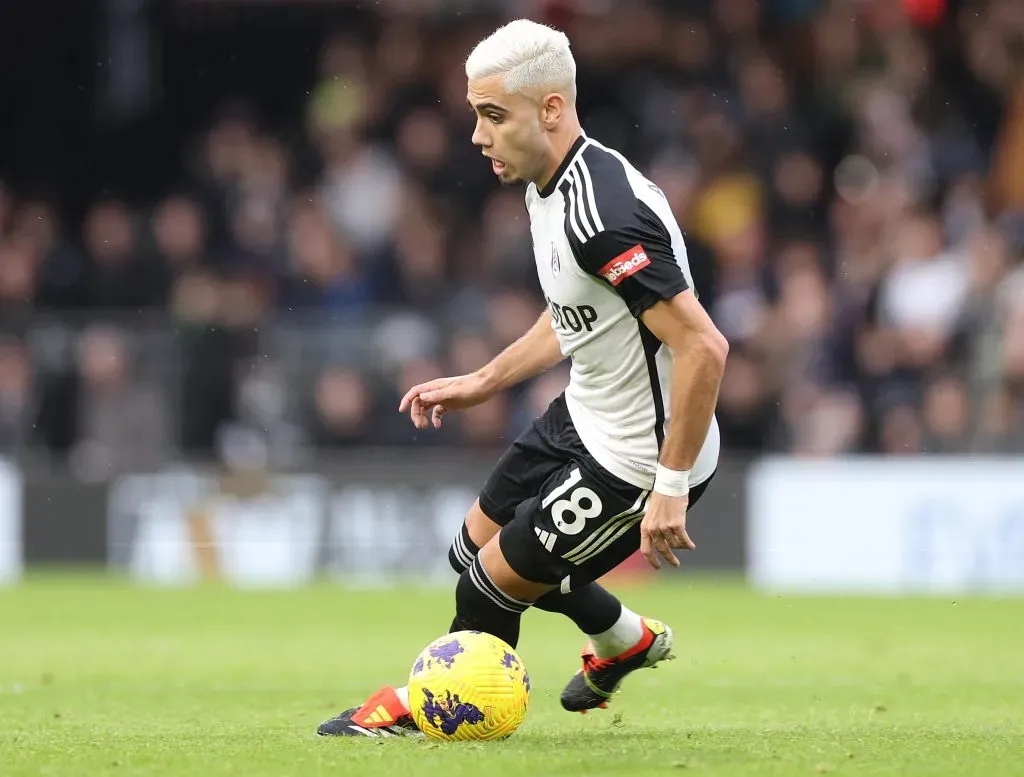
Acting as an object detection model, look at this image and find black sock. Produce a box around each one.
[449,523,621,637]
[533,583,622,635]
[449,557,531,648]
[448,523,479,574]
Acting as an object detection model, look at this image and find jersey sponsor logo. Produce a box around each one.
[547,297,598,333]
[598,245,650,286]
[550,243,561,276]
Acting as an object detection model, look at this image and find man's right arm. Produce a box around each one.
[400,310,565,429]
[476,310,565,394]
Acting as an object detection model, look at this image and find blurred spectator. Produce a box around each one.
[0,239,36,330]
[920,373,971,453]
[376,196,451,312]
[879,399,926,456]
[311,366,374,447]
[279,197,372,315]
[81,199,164,310]
[878,211,968,366]
[149,194,208,275]
[69,325,168,479]
[309,33,404,259]
[977,383,1024,453]
[0,337,33,452]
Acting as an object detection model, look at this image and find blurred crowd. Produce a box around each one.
[1,0,1023,477]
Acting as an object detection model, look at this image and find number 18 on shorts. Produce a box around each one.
[499,462,651,591]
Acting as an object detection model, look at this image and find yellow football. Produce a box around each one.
[407,630,530,741]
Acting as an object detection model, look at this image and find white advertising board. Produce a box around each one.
[748,458,1024,595]
[0,458,22,584]
[107,471,473,588]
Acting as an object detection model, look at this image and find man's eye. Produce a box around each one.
[488,114,503,123]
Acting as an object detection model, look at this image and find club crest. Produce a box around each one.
[551,243,561,276]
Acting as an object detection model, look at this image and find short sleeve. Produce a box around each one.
[575,204,689,317]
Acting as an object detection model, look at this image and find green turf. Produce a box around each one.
[1,573,1022,776]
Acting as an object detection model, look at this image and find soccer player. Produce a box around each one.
[318,18,726,737]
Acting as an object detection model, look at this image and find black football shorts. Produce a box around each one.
[478,393,714,592]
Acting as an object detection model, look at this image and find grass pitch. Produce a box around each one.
[1,574,1021,776]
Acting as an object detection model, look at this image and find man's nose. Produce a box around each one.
[471,119,489,147]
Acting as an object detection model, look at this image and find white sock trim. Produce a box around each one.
[395,685,410,713]
[588,606,644,659]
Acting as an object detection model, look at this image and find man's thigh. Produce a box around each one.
[469,443,562,550]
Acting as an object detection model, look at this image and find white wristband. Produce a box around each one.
[653,464,690,497]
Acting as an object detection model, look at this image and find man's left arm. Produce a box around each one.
[638,292,728,568]
[575,207,728,569]
[640,291,728,476]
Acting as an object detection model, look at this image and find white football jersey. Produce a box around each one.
[525,134,720,490]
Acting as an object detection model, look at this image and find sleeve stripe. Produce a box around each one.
[563,174,590,244]
[570,171,598,240]
[568,164,598,239]
[568,171,596,241]
[574,158,605,234]
[557,179,578,246]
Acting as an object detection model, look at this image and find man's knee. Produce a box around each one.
[449,500,503,574]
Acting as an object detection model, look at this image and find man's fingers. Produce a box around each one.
[680,529,695,551]
[670,527,696,551]
[399,379,446,412]
[402,384,453,430]
[398,386,422,413]
[410,397,428,430]
[653,533,680,568]
[640,530,660,570]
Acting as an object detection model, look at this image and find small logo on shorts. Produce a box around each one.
[534,526,557,552]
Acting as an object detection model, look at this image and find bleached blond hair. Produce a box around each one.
[465,19,576,101]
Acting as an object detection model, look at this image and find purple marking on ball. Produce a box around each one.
[428,639,464,669]
[421,688,485,735]
[523,671,531,693]
[502,651,520,669]
[413,656,424,674]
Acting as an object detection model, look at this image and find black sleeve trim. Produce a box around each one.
[628,276,690,317]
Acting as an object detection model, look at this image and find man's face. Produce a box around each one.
[467,76,547,186]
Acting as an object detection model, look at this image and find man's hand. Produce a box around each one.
[398,373,495,430]
[398,311,562,431]
[639,491,695,570]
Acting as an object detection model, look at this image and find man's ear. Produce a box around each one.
[541,92,566,127]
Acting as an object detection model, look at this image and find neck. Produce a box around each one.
[535,125,583,191]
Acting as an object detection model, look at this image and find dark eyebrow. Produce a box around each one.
[468,101,508,115]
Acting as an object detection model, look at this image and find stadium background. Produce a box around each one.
[0,0,1022,591]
